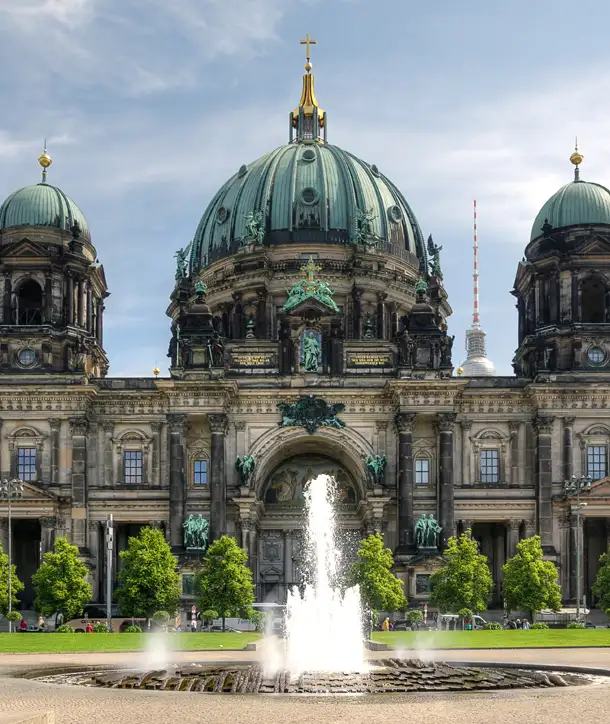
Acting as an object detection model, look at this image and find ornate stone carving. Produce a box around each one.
[365,454,387,487]
[563,417,576,427]
[235,455,255,488]
[533,416,555,435]
[150,421,163,433]
[508,421,521,433]
[277,396,345,435]
[167,414,187,433]
[88,519,99,532]
[261,531,283,562]
[208,413,228,434]
[394,412,416,433]
[48,419,62,431]
[281,256,339,314]
[415,513,442,549]
[436,412,457,433]
[183,514,209,551]
[461,420,473,431]
[375,420,388,432]
[234,421,247,431]
[68,417,89,435]
[40,516,57,529]
[101,421,115,434]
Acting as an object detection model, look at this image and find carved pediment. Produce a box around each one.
[2,238,52,259]
[583,477,610,498]
[259,565,284,579]
[0,482,56,501]
[574,235,610,256]
[282,296,339,318]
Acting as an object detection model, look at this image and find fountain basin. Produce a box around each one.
[31,659,598,694]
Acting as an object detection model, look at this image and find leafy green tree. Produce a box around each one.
[349,533,407,612]
[592,550,610,616]
[115,527,181,621]
[32,537,91,620]
[0,541,24,616]
[502,536,562,619]
[430,530,493,614]
[195,536,254,630]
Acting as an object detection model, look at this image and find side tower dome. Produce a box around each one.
[513,146,610,378]
[0,146,109,377]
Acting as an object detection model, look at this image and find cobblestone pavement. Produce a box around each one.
[1,648,609,724]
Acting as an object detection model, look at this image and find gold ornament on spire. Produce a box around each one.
[38,140,52,183]
[570,138,583,181]
[291,34,326,143]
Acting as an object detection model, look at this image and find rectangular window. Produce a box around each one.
[193,459,208,485]
[415,459,429,485]
[17,447,37,481]
[480,449,500,483]
[587,445,607,480]
[123,450,143,484]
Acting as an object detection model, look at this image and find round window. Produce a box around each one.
[587,346,606,365]
[18,348,37,367]
[301,149,316,162]
[300,187,319,205]
[388,205,402,223]
[216,206,230,224]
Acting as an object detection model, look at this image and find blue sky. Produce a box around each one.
[1,0,610,376]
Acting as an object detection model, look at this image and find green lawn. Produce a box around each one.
[0,632,261,654]
[373,629,610,649]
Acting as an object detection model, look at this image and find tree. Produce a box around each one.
[502,536,562,619]
[349,533,407,612]
[115,527,181,621]
[592,550,610,615]
[430,530,493,614]
[0,541,24,616]
[32,537,91,620]
[195,536,254,630]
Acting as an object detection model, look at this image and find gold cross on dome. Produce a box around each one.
[300,33,317,59]
[300,255,322,283]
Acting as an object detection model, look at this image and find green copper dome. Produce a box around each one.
[190,142,426,271]
[530,179,610,242]
[0,183,91,241]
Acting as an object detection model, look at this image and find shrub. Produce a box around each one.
[152,610,170,625]
[93,623,109,633]
[483,622,502,630]
[5,610,22,623]
[530,622,549,629]
[201,609,218,625]
[56,624,75,633]
[567,621,585,629]
[407,610,424,627]
[123,624,142,633]
[248,610,265,632]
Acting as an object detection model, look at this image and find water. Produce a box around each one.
[283,474,366,673]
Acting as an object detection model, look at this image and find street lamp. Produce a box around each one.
[564,474,592,622]
[0,478,24,633]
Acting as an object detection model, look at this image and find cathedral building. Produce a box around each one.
[1,44,610,613]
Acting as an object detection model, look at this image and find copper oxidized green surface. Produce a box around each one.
[282,256,339,313]
[277,396,345,434]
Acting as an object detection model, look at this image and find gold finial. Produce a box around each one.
[300,33,316,71]
[300,255,322,284]
[153,366,160,378]
[570,138,583,181]
[456,367,464,376]
[38,139,52,183]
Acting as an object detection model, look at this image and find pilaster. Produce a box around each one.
[209,413,228,542]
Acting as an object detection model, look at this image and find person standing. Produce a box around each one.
[190,617,197,633]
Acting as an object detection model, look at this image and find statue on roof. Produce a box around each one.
[244,210,265,245]
[354,207,378,248]
[174,246,189,281]
[427,234,443,279]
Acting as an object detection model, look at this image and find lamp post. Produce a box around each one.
[105,515,113,632]
[0,478,24,633]
[564,474,592,622]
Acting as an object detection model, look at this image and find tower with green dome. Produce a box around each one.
[513,145,610,378]
[0,145,109,377]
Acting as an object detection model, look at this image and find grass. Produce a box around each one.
[0,632,261,654]
[372,629,610,649]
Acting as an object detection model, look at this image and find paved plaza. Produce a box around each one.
[1,648,610,724]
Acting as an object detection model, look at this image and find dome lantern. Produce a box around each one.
[289,34,327,144]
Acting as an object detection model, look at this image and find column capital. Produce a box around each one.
[40,516,57,530]
[375,420,389,432]
[508,420,521,434]
[507,518,521,530]
[436,412,457,433]
[563,416,576,428]
[150,421,163,434]
[167,413,187,433]
[68,417,89,435]
[208,413,228,434]
[461,419,473,431]
[88,519,99,532]
[101,421,114,434]
[49,418,62,431]
[533,415,555,435]
[394,412,416,433]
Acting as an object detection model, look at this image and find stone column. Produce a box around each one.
[69,417,89,550]
[509,421,520,487]
[461,420,472,486]
[494,525,506,590]
[394,412,416,552]
[96,300,104,346]
[249,527,258,596]
[284,530,293,585]
[87,520,100,599]
[167,414,186,549]
[255,291,267,339]
[151,422,162,486]
[507,519,520,557]
[86,282,93,333]
[534,415,555,553]
[76,279,84,327]
[437,413,457,550]
[376,420,388,456]
[569,510,583,603]
[101,422,114,486]
[376,292,388,340]
[563,417,575,481]
[44,275,53,323]
[460,518,474,535]
[209,413,228,542]
[0,518,8,554]
[3,274,12,325]
[67,274,74,325]
[49,419,61,487]
[39,516,56,555]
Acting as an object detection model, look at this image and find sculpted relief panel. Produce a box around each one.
[263,455,357,505]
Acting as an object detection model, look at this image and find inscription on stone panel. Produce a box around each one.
[346,353,392,367]
[230,353,276,368]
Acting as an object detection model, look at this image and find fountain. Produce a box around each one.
[30,475,600,694]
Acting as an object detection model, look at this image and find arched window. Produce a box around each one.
[581,276,606,323]
[15,279,43,325]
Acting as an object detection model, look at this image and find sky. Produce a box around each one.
[1,0,610,376]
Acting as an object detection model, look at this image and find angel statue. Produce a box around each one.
[427,234,443,279]
[174,246,189,280]
[235,454,255,488]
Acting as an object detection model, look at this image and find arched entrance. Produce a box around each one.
[256,453,364,604]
